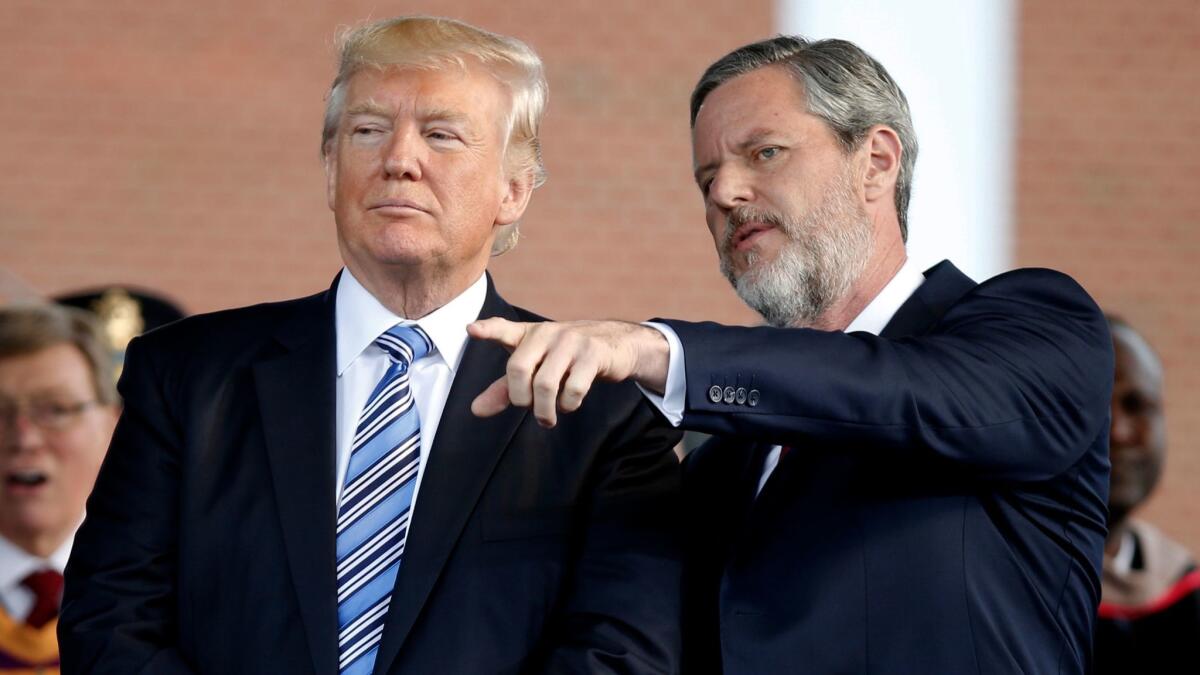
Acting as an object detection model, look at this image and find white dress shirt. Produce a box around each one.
[0,533,72,620]
[334,268,486,521]
[643,257,927,493]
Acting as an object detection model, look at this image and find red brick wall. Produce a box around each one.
[0,0,763,328]
[5,1,1198,554]
[1017,0,1200,551]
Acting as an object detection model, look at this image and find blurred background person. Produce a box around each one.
[0,305,118,674]
[1095,315,1200,674]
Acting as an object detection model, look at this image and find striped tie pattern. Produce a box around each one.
[336,324,433,675]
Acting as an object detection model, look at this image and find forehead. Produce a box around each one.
[1113,328,1163,390]
[0,343,95,396]
[693,67,812,142]
[341,62,509,126]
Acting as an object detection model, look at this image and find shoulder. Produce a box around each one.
[129,290,328,370]
[935,266,1107,338]
[970,267,1099,307]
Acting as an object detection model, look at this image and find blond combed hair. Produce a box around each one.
[322,16,548,256]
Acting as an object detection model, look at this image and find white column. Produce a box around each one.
[777,0,1015,280]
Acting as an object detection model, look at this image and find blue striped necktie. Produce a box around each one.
[336,324,433,675]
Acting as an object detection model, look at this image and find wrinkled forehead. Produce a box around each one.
[690,67,817,165]
[341,62,511,127]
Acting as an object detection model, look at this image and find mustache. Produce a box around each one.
[723,206,787,247]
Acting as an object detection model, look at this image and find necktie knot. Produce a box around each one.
[21,568,63,628]
[376,324,433,366]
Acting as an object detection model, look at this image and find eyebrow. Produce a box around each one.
[343,102,473,128]
[421,107,473,127]
[344,100,392,118]
[693,128,779,183]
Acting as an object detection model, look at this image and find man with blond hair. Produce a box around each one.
[59,16,681,675]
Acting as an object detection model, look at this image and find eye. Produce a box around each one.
[699,178,713,197]
[755,146,781,161]
[426,129,461,143]
[1121,392,1157,416]
[351,125,384,137]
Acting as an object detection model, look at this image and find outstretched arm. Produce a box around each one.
[468,318,670,428]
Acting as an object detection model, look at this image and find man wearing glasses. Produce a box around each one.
[0,304,118,673]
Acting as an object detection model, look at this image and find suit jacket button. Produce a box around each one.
[748,389,760,407]
[708,385,723,403]
[735,387,747,405]
[723,386,736,404]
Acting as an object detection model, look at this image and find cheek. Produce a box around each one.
[705,208,725,245]
[55,429,111,485]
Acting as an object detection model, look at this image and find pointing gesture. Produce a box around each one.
[467,318,670,428]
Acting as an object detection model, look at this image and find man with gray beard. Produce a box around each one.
[470,36,1113,674]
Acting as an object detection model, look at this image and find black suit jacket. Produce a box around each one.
[670,262,1113,674]
[60,276,683,674]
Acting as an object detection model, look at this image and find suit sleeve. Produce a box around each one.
[660,269,1113,482]
[536,397,684,674]
[58,335,197,674]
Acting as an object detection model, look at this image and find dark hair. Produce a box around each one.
[691,36,918,241]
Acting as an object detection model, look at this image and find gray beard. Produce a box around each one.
[720,177,873,328]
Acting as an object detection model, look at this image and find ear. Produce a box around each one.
[495,170,535,227]
[861,125,902,207]
[322,141,337,212]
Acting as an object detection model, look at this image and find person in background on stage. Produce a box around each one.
[1095,315,1200,675]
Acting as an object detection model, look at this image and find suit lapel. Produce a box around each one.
[747,261,978,528]
[373,277,530,675]
[254,285,339,675]
[880,260,976,339]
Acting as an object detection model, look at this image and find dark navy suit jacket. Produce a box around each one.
[670,261,1112,674]
[59,276,683,675]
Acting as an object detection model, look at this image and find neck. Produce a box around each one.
[348,261,484,319]
[2,526,69,560]
[811,234,907,331]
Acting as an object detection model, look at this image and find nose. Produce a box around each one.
[3,412,46,453]
[706,165,753,213]
[1110,404,1140,447]
[382,127,424,181]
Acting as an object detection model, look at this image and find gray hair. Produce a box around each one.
[691,36,918,241]
[321,16,548,255]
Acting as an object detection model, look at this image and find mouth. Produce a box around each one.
[731,222,775,251]
[369,199,428,216]
[5,470,48,490]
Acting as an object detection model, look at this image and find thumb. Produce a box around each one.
[471,376,513,418]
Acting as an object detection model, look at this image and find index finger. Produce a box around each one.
[467,317,530,351]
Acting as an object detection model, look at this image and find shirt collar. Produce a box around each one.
[335,267,487,375]
[1110,528,1137,576]
[844,257,926,336]
[0,532,72,589]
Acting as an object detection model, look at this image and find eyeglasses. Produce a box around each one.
[0,400,100,433]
